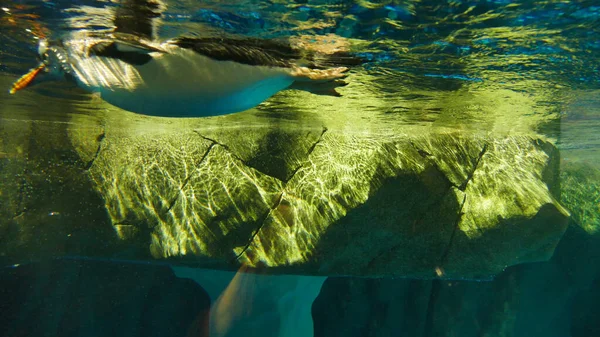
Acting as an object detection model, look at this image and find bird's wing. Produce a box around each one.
[86,0,166,65]
[172,37,306,68]
[173,36,364,70]
[113,0,165,40]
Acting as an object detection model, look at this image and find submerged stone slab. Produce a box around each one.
[0,74,570,278]
[0,117,118,266]
[79,125,569,279]
[0,81,569,279]
[85,130,285,263]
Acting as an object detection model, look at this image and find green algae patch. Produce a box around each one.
[560,161,600,234]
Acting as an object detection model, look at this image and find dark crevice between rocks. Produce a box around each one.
[233,192,284,262]
[439,193,467,267]
[410,141,432,159]
[423,191,467,337]
[83,130,106,171]
[195,127,327,184]
[409,141,451,191]
[434,143,487,276]
[191,128,326,261]
[165,142,216,214]
[410,141,489,192]
[283,127,327,184]
[193,131,247,164]
[458,143,488,191]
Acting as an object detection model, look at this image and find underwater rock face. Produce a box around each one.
[0,117,119,265]
[77,125,569,279]
[313,224,600,337]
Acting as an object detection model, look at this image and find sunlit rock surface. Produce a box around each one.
[0,76,570,279]
[74,120,568,279]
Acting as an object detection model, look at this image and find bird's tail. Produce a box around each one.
[289,79,349,97]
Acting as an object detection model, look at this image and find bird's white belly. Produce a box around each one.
[71,49,295,117]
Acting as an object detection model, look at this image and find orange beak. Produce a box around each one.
[9,63,46,94]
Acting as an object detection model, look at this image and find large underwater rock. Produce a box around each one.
[0,100,122,265]
[312,223,600,337]
[0,80,570,279]
[71,122,569,279]
[312,161,600,337]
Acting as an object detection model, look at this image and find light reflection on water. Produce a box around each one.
[0,0,598,158]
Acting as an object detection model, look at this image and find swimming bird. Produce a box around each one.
[9,0,361,117]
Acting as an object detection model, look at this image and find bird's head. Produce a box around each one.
[9,39,72,94]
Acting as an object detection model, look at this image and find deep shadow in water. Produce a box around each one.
[0,259,211,337]
[312,224,600,337]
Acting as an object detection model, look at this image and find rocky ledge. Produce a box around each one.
[1,116,569,279]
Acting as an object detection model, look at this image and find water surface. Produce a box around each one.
[1,0,598,155]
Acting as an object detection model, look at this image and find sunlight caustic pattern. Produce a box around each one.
[74,113,570,279]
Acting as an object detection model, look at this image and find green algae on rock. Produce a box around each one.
[80,124,569,279]
[0,79,570,278]
[0,118,119,265]
[560,161,600,234]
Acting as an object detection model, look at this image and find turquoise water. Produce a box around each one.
[1,0,599,336]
